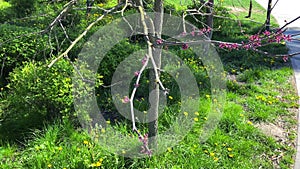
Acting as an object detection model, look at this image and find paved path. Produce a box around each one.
[255,0,300,27]
[254,0,300,168]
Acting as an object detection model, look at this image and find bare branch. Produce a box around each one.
[48,3,125,68]
[277,16,300,33]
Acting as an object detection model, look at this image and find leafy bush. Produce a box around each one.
[0,24,49,86]
[0,59,74,141]
[10,0,36,18]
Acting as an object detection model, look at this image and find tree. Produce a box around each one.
[245,0,252,18]
[1,0,300,156]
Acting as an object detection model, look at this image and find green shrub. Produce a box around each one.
[10,0,36,18]
[0,59,74,141]
[0,24,49,86]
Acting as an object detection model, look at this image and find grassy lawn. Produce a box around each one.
[0,0,299,168]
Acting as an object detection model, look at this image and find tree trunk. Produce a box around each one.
[245,0,252,18]
[206,0,214,39]
[148,0,164,151]
[266,0,272,31]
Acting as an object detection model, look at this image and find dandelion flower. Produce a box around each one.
[47,164,52,168]
[194,117,199,122]
[168,96,173,100]
[210,152,215,157]
[95,161,102,167]
[194,112,199,116]
[184,112,188,116]
[83,140,89,145]
[227,147,232,151]
[58,146,63,151]
[228,154,234,158]
[247,121,253,125]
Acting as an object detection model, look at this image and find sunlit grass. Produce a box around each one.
[0,0,298,168]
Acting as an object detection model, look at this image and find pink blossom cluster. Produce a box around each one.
[219,30,292,51]
[219,43,239,51]
[181,27,212,37]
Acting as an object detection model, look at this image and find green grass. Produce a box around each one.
[0,0,298,168]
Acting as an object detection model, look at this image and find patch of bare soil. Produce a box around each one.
[255,75,299,168]
[226,6,264,15]
[255,122,285,141]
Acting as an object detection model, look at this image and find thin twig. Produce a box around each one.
[48,3,124,68]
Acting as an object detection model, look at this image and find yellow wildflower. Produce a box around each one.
[184,112,188,116]
[194,117,199,122]
[227,147,232,151]
[194,112,199,116]
[83,140,89,145]
[168,96,173,100]
[95,161,101,167]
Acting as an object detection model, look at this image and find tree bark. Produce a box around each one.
[266,0,272,31]
[148,0,164,151]
[245,0,252,18]
[206,0,214,39]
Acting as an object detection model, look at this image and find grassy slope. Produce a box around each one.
[0,0,299,168]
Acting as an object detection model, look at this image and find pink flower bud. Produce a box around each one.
[141,56,147,65]
[134,71,140,77]
[156,39,163,44]
[182,43,189,50]
[191,31,195,36]
[122,96,130,103]
[263,30,271,36]
[134,83,140,88]
[283,56,289,62]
